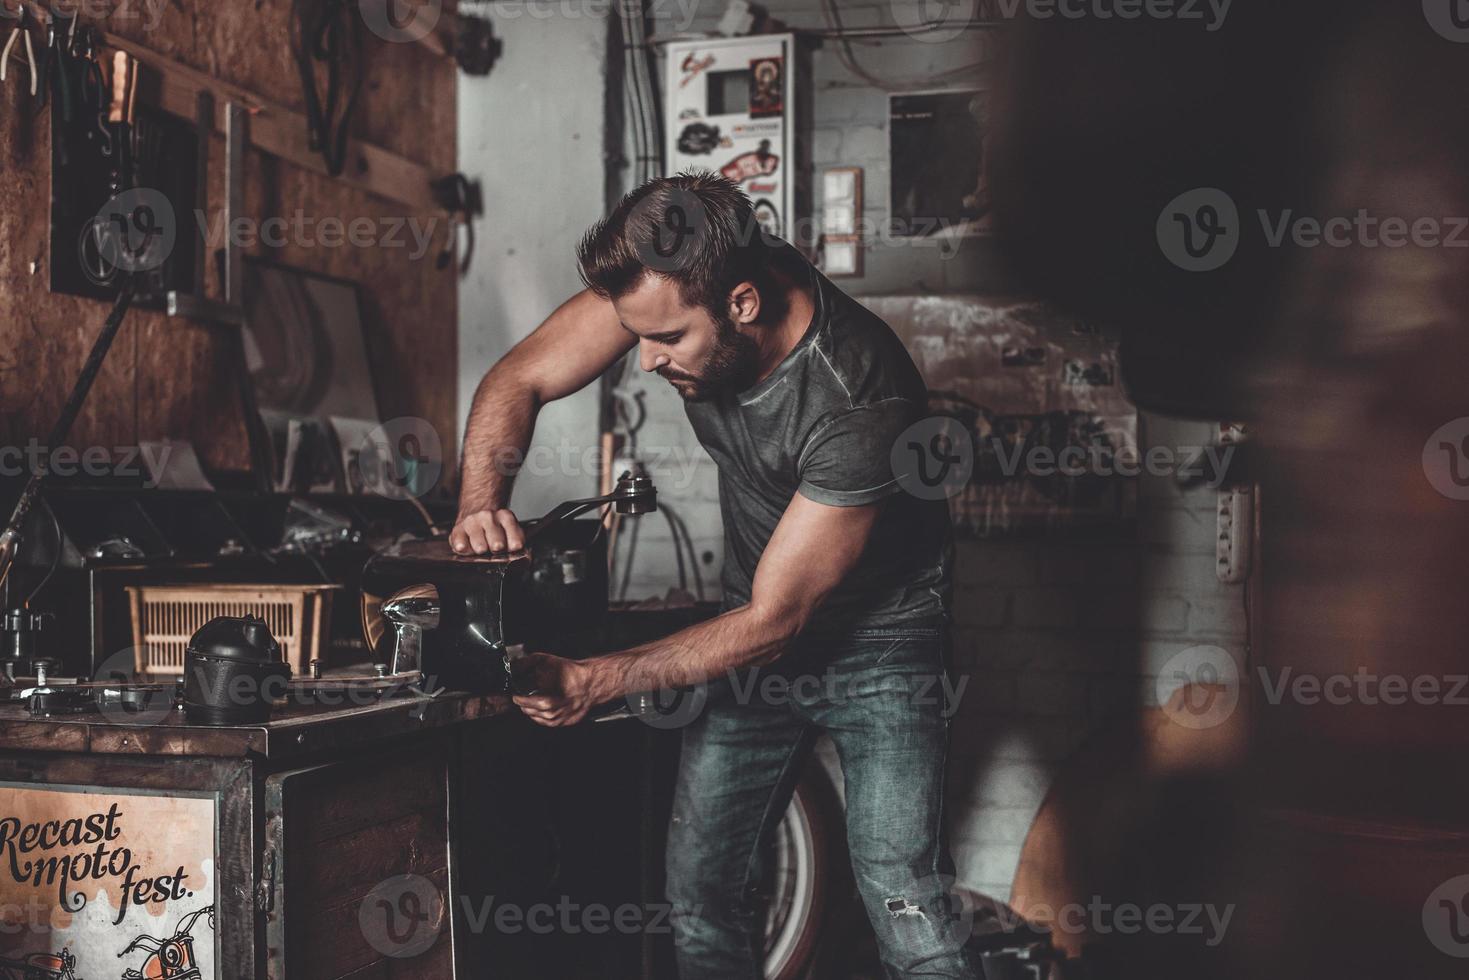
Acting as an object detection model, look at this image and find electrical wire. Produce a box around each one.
[662,506,688,591]
[619,2,649,184]
[660,500,705,601]
[618,0,663,184]
[24,498,62,607]
[588,503,613,547]
[405,494,443,536]
[616,510,641,602]
[820,0,988,91]
[634,9,663,182]
[607,350,647,600]
[646,19,1004,47]
[603,0,661,599]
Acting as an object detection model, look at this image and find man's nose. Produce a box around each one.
[639,342,670,374]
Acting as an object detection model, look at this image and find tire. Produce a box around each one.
[762,766,840,980]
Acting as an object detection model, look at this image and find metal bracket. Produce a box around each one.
[165,96,275,487]
[255,835,277,913]
[166,96,246,327]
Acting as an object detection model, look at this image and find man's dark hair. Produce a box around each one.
[577,171,785,319]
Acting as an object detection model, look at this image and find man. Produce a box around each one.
[451,172,972,978]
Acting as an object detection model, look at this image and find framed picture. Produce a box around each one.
[241,259,384,493]
[889,89,991,237]
[749,55,784,117]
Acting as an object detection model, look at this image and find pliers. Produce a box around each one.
[1,7,37,97]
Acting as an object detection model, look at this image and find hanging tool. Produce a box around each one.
[1,6,37,97]
[71,27,111,156]
[453,11,500,76]
[291,0,363,177]
[106,49,139,190]
[31,8,51,107]
[43,9,79,119]
[429,172,482,275]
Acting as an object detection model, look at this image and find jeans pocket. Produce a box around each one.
[845,625,945,641]
[827,631,946,673]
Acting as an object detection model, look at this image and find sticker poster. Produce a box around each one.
[865,295,1139,537]
[0,785,216,979]
[666,36,793,239]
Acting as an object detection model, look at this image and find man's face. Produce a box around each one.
[615,274,761,402]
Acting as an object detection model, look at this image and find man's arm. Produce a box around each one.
[452,289,635,554]
[513,491,881,726]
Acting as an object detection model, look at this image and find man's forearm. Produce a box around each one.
[584,605,800,702]
[457,366,538,516]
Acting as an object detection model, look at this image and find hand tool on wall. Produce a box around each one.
[291,0,363,177]
[0,6,37,96]
[31,10,50,106]
[106,49,139,190]
[40,10,80,116]
[453,11,500,76]
[429,172,482,275]
[65,27,112,156]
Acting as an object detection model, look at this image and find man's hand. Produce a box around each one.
[546,494,883,703]
[455,291,634,554]
[450,508,526,555]
[511,652,599,727]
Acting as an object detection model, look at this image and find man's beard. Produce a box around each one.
[659,311,761,402]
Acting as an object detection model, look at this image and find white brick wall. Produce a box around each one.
[944,415,1249,901]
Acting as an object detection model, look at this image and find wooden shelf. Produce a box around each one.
[9,0,447,213]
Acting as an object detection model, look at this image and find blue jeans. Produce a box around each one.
[665,625,978,979]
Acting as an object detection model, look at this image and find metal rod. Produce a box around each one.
[225,101,246,305]
[192,89,213,297]
[0,285,137,596]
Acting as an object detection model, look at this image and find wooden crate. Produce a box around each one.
[126,584,340,678]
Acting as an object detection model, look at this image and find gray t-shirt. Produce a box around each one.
[684,252,953,632]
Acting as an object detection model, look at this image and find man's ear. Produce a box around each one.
[728,281,761,325]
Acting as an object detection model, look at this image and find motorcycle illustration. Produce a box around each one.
[0,947,79,980]
[118,905,214,980]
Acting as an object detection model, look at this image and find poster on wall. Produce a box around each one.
[0,785,217,978]
[890,90,991,236]
[748,56,783,117]
[665,35,797,243]
[865,295,1138,537]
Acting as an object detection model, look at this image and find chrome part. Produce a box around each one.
[382,583,441,678]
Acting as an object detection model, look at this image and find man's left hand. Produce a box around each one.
[511,652,599,727]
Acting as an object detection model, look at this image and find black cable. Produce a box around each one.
[24,498,62,607]
[617,515,640,602]
[661,501,704,601]
[291,0,364,177]
[619,0,661,183]
[820,0,986,91]
[625,5,647,183]
[0,284,135,599]
[306,551,332,585]
[618,4,648,184]
[661,507,687,591]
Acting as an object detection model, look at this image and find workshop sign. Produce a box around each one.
[0,785,216,979]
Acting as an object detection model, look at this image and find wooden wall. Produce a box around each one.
[0,0,458,482]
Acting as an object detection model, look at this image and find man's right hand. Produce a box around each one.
[449,508,527,555]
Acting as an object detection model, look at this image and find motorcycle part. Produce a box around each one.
[183,615,292,725]
[382,582,440,677]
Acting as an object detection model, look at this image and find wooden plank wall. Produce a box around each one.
[0,0,459,483]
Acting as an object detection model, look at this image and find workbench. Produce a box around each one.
[0,688,513,979]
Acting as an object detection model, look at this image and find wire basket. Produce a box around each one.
[125,584,340,679]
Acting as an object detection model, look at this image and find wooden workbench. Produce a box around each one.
[0,689,514,979]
